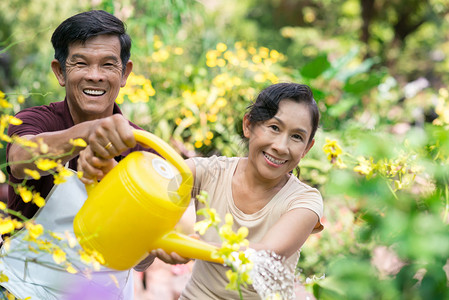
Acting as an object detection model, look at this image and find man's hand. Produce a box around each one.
[87,114,136,160]
[78,114,136,184]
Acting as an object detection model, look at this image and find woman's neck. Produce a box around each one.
[231,158,289,214]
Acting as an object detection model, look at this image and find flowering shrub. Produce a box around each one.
[194,191,253,299]
[299,92,449,298]
[115,35,449,298]
[0,91,106,299]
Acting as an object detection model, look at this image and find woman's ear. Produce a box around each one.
[242,114,252,139]
[302,139,315,158]
[51,59,66,87]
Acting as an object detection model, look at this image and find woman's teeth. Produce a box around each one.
[264,153,286,165]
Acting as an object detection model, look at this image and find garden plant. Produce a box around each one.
[1,0,448,299]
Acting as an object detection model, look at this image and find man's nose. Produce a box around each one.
[85,65,104,81]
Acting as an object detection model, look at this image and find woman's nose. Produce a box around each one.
[272,134,289,154]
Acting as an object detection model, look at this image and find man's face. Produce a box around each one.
[52,35,132,123]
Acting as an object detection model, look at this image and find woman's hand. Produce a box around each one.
[150,248,192,265]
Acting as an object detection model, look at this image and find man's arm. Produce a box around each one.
[9,114,136,179]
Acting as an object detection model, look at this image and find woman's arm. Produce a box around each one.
[251,208,318,259]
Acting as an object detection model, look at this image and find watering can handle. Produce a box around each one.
[85,130,193,198]
[133,129,193,198]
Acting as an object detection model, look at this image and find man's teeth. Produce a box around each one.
[264,153,286,165]
[84,89,105,96]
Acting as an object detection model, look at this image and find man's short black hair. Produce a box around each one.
[51,10,131,73]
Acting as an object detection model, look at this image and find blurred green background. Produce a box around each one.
[1,0,448,299]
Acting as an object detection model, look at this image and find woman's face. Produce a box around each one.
[243,99,315,182]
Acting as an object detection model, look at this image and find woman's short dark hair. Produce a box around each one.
[51,10,131,73]
[246,82,320,145]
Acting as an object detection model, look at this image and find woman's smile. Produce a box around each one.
[263,152,287,167]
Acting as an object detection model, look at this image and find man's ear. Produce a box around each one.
[242,114,251,139]
[51,59,66,87]
[121,60,133,87]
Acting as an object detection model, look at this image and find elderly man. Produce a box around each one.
[2,10,155,299]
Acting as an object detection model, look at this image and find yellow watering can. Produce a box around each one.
[73,130,223,271]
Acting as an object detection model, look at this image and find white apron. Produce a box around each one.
[0,172,134,300]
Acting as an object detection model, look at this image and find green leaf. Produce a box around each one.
[343,72,385,95]
[300,54,331,79]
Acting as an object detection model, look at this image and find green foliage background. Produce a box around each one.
[1,0,448,299]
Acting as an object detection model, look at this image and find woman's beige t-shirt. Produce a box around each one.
[180,156,324,300]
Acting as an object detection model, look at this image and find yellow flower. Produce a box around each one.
[194,219,211,235]
[35,158,58,171]
[2,237,10,251]
[216,42,227,52]
[270,49,280,60]
[0,202,5,210]
[69,138,87,148]
[25,222,44,240]
[1,134,12,143]
[0,170,5,183]
[18,186,33,203]
[252,55,262,64]
[53,173,67,185]
[194,140,203,148]
[65,231,78,248]
[226,269,239,290]
[35,239,52,252]
[53,165,74,185]
[217,58,226,67]
[207,114,217,123]
[32,193,45,208]
[24,168,41,180]
[0,271,8,283]
[7,116,23,126]
[79,250,93,264]
[12,136,37,148]
[322,138,343,163]
[52,248,67,264]
[219,214,249,247]
[17,95,25,104]
[0,218,15,235]
[154,40,163,50]
[65,263,78,274]
[49,232,63,241]
[353,156,375,178]
[194,207,221,235]
[206,58,217,68]
[173,47,184,55]
[109,274,120,288]
[0,99,12,108]
[91,250,105,265]
[12,219,23,230]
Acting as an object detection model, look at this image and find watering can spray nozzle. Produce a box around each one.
[73,130,223,271]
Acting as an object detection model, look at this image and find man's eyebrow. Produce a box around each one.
[273,116,309,135]
[104,55,120,62]
[69,54,120,62]
[69,54,86,60]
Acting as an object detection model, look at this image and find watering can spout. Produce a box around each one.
[74,130,221,270]
[154,232,224,264]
